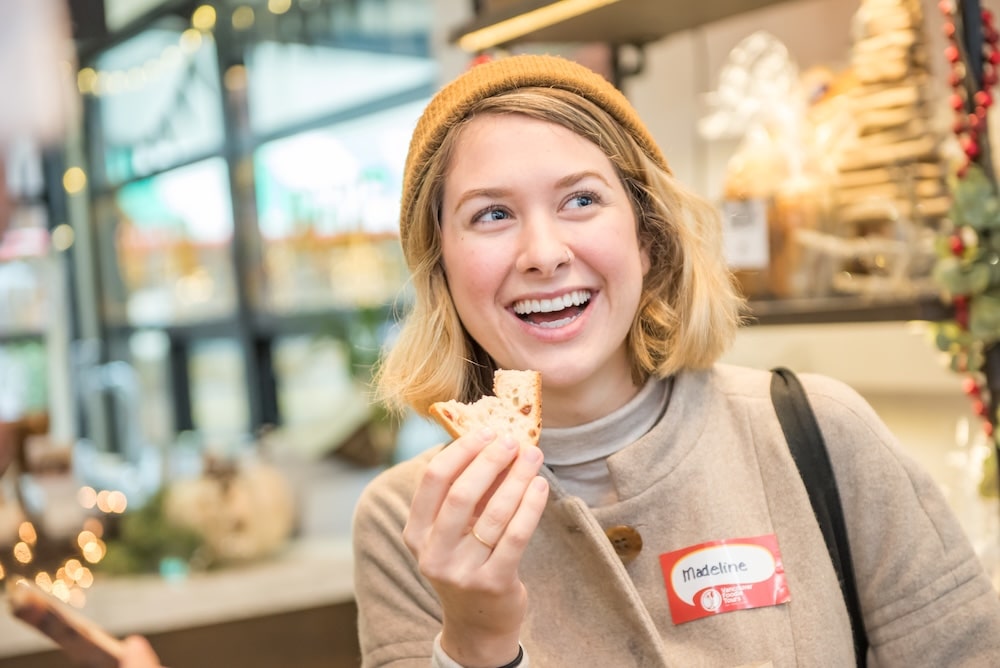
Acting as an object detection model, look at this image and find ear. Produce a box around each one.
[640,243,652,277]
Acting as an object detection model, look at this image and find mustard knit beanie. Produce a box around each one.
[399,53,669,251]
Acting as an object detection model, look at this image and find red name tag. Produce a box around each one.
[659,534,790,625]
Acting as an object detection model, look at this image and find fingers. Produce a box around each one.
[405,430,545,561]
[432,434,524,541]
[119,636,162,668]
[487,474,548,570]
[470,445,544,547]
[407,428,502,538]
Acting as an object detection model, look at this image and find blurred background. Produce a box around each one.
[1,0,999,666]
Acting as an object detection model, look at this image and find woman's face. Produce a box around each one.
[440,113,650,424]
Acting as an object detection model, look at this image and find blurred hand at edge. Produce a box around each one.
[120,636,164,668]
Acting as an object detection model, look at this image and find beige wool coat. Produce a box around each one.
[352,364,1000,666]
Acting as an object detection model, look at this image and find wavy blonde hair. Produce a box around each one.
[375,87,744,417]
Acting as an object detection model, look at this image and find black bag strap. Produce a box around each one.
[770,367,868,667]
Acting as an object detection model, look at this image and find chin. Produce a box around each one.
[533,365,588,389]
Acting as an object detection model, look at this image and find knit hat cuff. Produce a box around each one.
[399,54,669,248]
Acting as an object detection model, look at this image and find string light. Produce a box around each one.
[13,541,33,564]
[18,522,38,545]
[63,167,87,195]
[2,492,122,608]
[232,6,255,30]
[191,5,217,31]
[268,0,292,15]
[77,5,215,98]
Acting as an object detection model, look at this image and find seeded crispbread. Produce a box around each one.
[428,369,541,446]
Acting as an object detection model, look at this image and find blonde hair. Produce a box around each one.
[375,87,744,417]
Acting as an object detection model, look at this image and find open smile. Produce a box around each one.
[512,290,592,329]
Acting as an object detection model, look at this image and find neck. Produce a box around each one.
[543,368,644,427]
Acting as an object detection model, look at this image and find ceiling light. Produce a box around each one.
[457,0,622,52]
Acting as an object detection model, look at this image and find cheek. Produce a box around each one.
[583,227,646,278]
[441,238,501,307]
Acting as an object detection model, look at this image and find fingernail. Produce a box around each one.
[501,435,517,449]
[523,446,541,462]
[479,427,496,442]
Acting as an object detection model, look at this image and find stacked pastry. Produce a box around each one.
[831,0,950,287]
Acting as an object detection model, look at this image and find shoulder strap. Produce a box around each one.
[770,367,868,667]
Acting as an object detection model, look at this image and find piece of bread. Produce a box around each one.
[428,369,541,446]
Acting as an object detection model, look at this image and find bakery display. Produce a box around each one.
[827,0,950,295]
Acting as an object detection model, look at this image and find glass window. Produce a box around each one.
[243,0,434,137]
[3,139,47,200]
[94,157,236,327]
[253,100,424,313]
[273,334,358,424]
[87,334,172,458]
[0,205,50,334]
[71,0,439,454]
[189,338,249,440]
[0,141,50,335]
[127,329,174,449]
[85,23,225,186]
[247,43,436,137]
[0,341,48,419]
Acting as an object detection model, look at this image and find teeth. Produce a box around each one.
[537,315,577,329]
[513,290,591,315]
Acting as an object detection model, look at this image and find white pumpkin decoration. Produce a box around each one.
[163,462,296,563]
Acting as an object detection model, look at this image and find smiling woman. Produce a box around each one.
[348,53,1000,668]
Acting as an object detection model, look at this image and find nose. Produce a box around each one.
[514,216,573,276]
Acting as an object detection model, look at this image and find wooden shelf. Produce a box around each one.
[745,295,951,327]
[450,0,799,49]
[100,297,947,336]
[0,329,45,344]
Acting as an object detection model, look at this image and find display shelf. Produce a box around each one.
[0,329,46,344]
[104,318,237,341]
[102,305,399,341]
[100,295,948,335]
[0,537,354,660]
[254,305,397,338]
[450,0,798,49]
[744,294,951,326]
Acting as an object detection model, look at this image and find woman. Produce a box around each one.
[353,53,1000,667]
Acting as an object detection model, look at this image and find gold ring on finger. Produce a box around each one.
[471,527,496,550]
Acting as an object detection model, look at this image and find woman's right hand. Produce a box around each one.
[403,428,549,668]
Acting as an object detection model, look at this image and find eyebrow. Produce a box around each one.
[452,188,511,215]
[451,171,613,215]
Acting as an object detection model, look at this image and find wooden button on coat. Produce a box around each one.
[605,525,642,564]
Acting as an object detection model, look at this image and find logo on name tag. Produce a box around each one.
[659,534,790,625]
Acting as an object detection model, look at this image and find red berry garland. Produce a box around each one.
[941,2,1000,178]
[939,1,1000,435]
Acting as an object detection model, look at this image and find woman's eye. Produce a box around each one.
[473,206,510,224]
[566,193,596,209]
